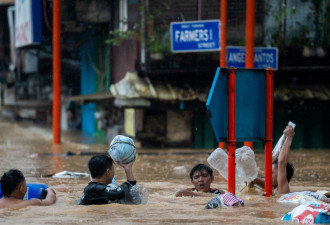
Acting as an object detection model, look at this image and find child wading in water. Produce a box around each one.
[0,169,56,209]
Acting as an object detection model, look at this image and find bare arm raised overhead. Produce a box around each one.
[276,126,295,194]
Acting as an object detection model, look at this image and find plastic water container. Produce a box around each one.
[207,148,229,180]
[130,184,149,205]
[0,183,48,200]
[207,147,258,184]
[109,176,118,188]
[235,146,258,183]
[120,184,149,205]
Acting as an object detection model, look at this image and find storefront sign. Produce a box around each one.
[15,0,42,48]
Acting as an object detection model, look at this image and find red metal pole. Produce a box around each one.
[245,0,255,68]
[244,0,256,149]
[220,0,227,68]
[264,68,274,197]
[244,141,254,148]
[227,67,236,194]
[218,142,226,149]
[219,0,227,150]
[53,0,61,144]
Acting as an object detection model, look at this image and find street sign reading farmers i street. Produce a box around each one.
[171,20,220,53]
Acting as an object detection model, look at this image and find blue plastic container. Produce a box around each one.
[0,183,48,200]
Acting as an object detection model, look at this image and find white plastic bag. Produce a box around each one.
[272,121,296,159]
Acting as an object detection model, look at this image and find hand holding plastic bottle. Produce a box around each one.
[272,121,296,159]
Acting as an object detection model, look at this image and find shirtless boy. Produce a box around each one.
[0,169,56,208]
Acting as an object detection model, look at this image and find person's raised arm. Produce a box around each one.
[118,158,135,182]
[277,126,295,194]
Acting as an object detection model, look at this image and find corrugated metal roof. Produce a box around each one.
[65,72,330,105]
[110,72,330,102]
[66,92,112,103]
[110,72,205,101]
[274,85,330,101]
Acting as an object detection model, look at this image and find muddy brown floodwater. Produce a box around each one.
[0,119,329,224]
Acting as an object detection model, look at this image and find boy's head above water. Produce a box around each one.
[189,164,214,192]
[0,169,26,198]
[88,155,114,184]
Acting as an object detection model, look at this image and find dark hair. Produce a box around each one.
[88,155,113,178]
[0,169,25,197]
[189,164,213,180]
[272,160,295,182]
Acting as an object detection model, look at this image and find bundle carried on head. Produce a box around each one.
[108,135,136,164]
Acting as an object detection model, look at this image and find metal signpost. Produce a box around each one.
[206,67,274,195]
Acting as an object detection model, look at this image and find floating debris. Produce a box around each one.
[52,171,89,178]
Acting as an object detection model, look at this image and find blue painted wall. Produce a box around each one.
[80,34,95,135]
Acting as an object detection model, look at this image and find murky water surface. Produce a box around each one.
[0,120,329,224]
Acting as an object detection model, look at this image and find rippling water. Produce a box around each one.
[0,120,329,224]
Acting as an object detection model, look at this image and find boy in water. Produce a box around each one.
[79,154,137,205]
[175,164,225,197]
[249,125,295,195]
[175,164,244,208]
[0,169,56,208]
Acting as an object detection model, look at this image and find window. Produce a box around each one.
[119,0,128,32]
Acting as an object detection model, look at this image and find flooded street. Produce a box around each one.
[0,119,329,225]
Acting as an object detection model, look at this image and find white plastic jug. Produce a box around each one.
[207,146,258,185]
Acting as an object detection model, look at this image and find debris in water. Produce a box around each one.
[28,153,39,158]
[52,171,89,178]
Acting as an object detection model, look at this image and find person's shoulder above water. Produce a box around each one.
[0,169,56,209]
[79,181,126,205]
[175,164,225,197]
[210,188,223,194]
[175,187,224,197]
